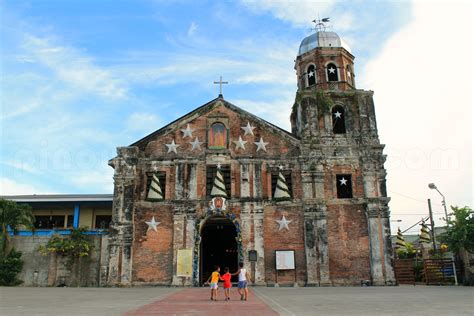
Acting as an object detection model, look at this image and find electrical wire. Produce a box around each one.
[389,190,443,206]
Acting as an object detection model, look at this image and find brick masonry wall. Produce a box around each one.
[132,203,174,284]
[263,204,306,286]
[109,94,392,286]
[326,203,371,284]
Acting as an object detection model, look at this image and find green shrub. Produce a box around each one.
[0,248,24,286]
[39,227,93,259]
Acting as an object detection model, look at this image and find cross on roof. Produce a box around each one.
[213,76,228,97]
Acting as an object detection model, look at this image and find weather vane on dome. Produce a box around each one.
[312,16,330,33]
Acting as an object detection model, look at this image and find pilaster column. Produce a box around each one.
[303,210,318,285]
[253,207,266,285]
[171,211,186,286]
[106,146,138,286]
[366,201,395,285]
[304,204,330,286]
[240,163,250,198]
[316,205,330,285]
[240,204,251,269]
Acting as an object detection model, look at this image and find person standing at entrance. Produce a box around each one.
[233,262,251,301]
[206,265,220,301]
[220,267,232,301]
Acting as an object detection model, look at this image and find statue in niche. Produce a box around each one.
[208,122,227,149]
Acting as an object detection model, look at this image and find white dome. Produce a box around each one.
[298,31,352,56]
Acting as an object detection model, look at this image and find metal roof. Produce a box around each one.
[298,31,352,56]
[0,194,113,203]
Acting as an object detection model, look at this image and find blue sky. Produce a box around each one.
[1,1,472,232]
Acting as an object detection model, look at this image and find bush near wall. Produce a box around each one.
[0,248,24,286]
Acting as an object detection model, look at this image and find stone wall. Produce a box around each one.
[11,235,108,287]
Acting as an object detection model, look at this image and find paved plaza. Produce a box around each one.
[1,285,473,315]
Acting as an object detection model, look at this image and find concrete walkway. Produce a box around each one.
[126,288,277,315]
[1,285,473,315]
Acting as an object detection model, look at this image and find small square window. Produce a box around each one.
[67,215,74,228]
[336,174,353,198]
[95,215,112,229]
[34,215,66,229]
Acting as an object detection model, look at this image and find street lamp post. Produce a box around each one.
[428,183,458,285]
[428,183,449,222]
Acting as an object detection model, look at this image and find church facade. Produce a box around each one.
[105,29,396,287]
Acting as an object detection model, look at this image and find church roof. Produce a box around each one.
[298,31,352,56]
[130,96,299,148]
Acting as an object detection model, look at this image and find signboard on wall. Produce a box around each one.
[248,250,257,262]
[275,250,295,270]
[176,248,193,277]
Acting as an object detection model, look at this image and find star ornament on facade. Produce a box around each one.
[181,124,194,139]
[241,122,256,136]
[233,135,247,150]
[339,177,348,186]
[189,137,203,151]
[308,71,314,77]
[334,111,342,119]
[328,67,336,74]
[165,140,179,154]
[275,215,292,232]
[145,216,160,232]
[254,137,268,152]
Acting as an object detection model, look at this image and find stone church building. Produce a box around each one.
[105,29,396,287]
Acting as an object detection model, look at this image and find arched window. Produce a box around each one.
[307,64,316,86]
[332,106,346,134]
[208,122,227,149]
[327,63,338,82]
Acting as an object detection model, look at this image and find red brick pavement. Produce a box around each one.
[126,287,278,315]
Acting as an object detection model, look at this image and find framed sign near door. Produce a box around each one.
[275,250,295,270]
[177,248,193,277]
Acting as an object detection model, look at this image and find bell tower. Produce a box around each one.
[294,19,356,92]
[293,19,397,286]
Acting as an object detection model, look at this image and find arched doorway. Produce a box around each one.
[200,215,239,284]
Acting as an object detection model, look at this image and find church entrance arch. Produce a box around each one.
[193,209,242,286]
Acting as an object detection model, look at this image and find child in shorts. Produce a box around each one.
[232,262,251,301]
[220,267,232,301]
[206,265,220,301]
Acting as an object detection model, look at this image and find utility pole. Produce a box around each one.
[428,183,458,285]
[427,199,437,251]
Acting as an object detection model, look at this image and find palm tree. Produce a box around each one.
[0,199,34,257]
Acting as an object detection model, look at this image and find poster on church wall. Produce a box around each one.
[176,249,193,277]
[275,250,295,270]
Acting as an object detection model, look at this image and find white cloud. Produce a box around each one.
[240,0,334,27]
[336,12,354,31]
[1,160,41,175]
[22,35,127,99]
[187,22,198,37]
[69,166,114,193]
[127,112,163,134]
[232,93,294,131]
[0,178,55,195]
[359,2,473,232]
